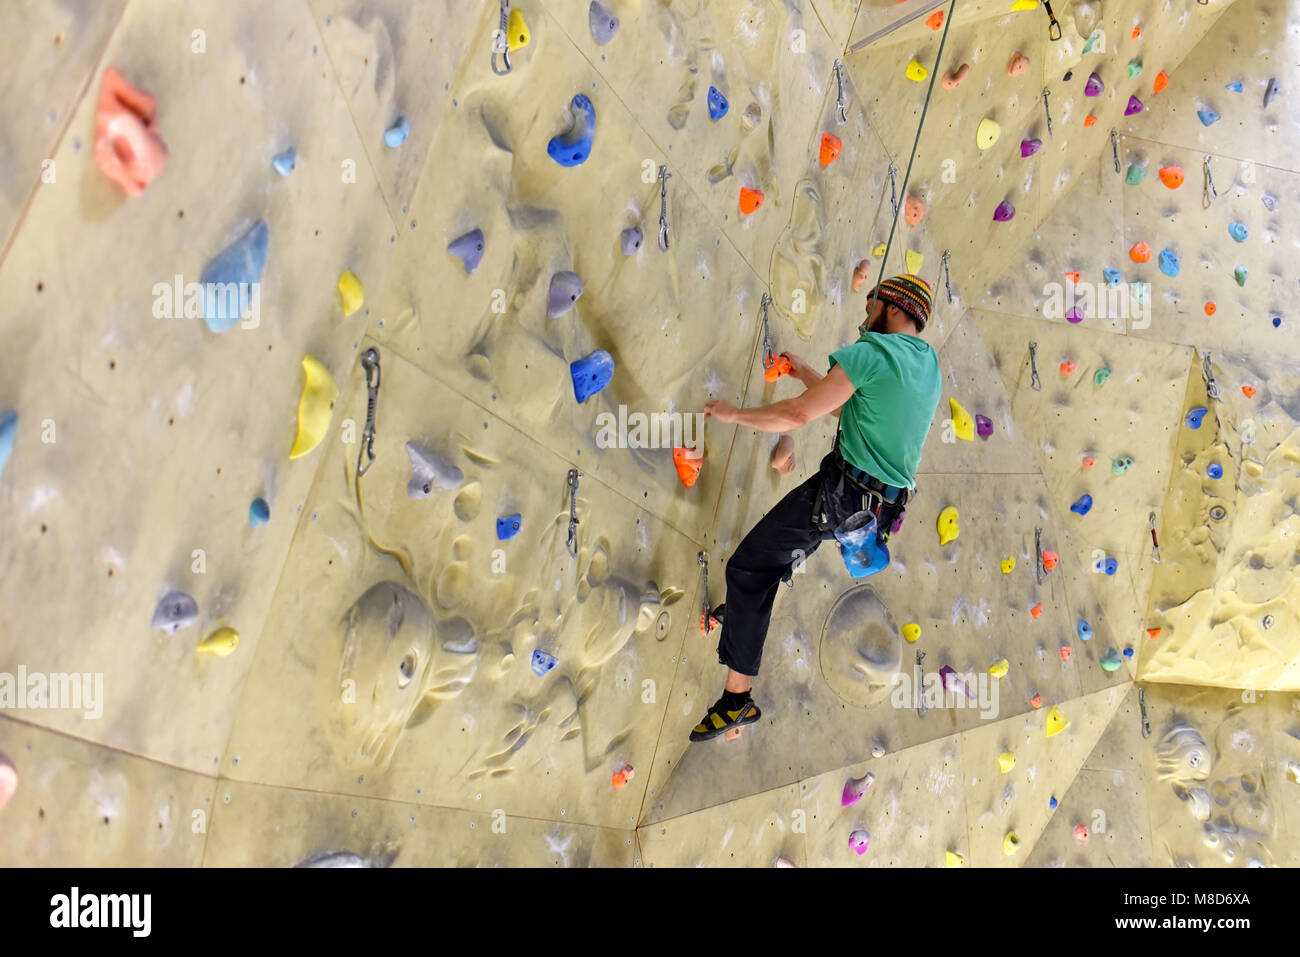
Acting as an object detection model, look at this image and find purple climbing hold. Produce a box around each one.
[976,414,993,438]
[571,349,614,402]
[1066,307,1084,324]
[1264,78,1279,108]
[448,228,485,274]
[588,1,620,45]
[547,271,584,318]
[1084,71,1104,96]
[993,199,1015,222]
[620,226,642,255]
[1020,138,1042,157]
[1125,95,1144,116]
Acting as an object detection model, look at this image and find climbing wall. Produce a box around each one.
[0,0,1297,868]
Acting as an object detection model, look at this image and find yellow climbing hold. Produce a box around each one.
[998,750,1016,773]
[290,355,338,460]
[937,506,960,545]
[338,271,364,317]
[1045,704,1070,737]
[1000,556,1016,574]
[905,249,923,274]
[1003,831,1020,856]
[976,117,1001,150]
[905,59,928,82]
[1011,0,1040,9]
[989,658,1009,678]
[949,397,975,441]
[945,850,965,867]
[506,7,530,50]
[871,242,887,257]
[903,623,921,643]
[197,626,239,657]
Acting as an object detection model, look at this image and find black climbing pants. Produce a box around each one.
[716,450,879,677]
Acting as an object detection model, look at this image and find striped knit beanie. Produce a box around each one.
[870,274,933,331]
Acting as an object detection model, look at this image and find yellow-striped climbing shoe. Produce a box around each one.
[689,696,762,742]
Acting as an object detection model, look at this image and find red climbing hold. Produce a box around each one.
[94,67,168,196]
[1242,385,1257,398]
[1042,550,1059,570]
[820,132,842,167]
[926,10,944,29]
[1030,693,1042,709]
[1084,115,1098,128]
[1060,645,1072,661]
[1065,271,1081,284]
[1082,456,1096,469]
[1059,360,1076,375]
[740,186,764,215]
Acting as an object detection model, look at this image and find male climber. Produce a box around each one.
[691,274,942,741]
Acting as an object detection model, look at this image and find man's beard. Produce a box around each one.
[865,312,888,334]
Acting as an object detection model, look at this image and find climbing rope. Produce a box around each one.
[860,0,958,325]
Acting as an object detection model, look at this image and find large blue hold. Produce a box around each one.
[1158,248,1179,277]
[707,86,729,121]
[1228,221,1248,242]
[496,514,522,540]
[570,349,614,402]
[1070,494,1093,516]
[548,94,596,167]
[0,410,15,479]
[1225,80,1243,93]
[201,220,269,333]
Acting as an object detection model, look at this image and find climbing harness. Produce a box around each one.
[1139,688,1152,738]
[356,348,380,478]
[760,293,776,369]
[1041,0,1063,40]
[697,551,715,634]
[1201,351,1220,401]
[887,164,899,220]
[491,0,512,75]
[1202,155,1217,209]
[1034,527,1045,585]
[1041,88,1054,139]
[1148,512,1161,564]
[940,250,954,304]
[833,59,848,124]
[657,165,672,251]
[1028,341,1043,392]
[1109,129,1121,174]
[915,650,928,717]
[565,468,581,557]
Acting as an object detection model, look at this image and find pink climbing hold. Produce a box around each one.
[1125,95,1144,115]
[1020,138,1042,157]
[848,829,871,855]
[1066,307,1084,324]
[993,200,1015,222]
[93,67,168,196]
[842,772,875,807]
[0,751,15,814]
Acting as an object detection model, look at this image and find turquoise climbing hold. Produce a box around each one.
[272,148,296,176]
[1234,265,1249,286]
[707,86,729,121]
[1100,648,1123,671]
[1103,267,1122,286]
[1077,618,1093,641]
[249,497,270,527]
[1070,494,1093,516]
[1128,60,1142,79]
[384,116,410,148]
[1186,406,1207,429]
[1094,367,1111,386]
[1112,456,1134,475]
[1226,80,1243,93]
[548,94,596,167]
[1197,109,1220,126]
[0,410,15,480]
[201,220,268,334]
[1158,248,1180,277]
[1125,164,1146,185]
[571,349,614,402]
[496,514,522,540]
[1228,221,1248,242]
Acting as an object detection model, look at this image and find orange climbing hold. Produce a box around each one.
[1204,301,1216,316]
[1242,385,1257,398]
[1007,52,1030,76]
[1065,270,1081,284]
[1082,456,1096,469]
[740,186,764,215]
[904,195,926,226]
[1042,550,1059,570]
[701,610,720,635]
[1059,360,1076,375]
[673,445,703,488]
[1130,241,1151,263]
[926,10,944,29]
[1030,693,1042,709]
[1084,115,1098,128]
[764,355,792,382]
[1146,627,1162,640]
[1131,26,1141,39]
[1153,70,1169,93]
[941,64,970,90]
[820,132,842,167]
[94,67,168,196]
[1060,645,1072,661]
[1158,166,1185,189]
[852,259,871,293]
[1030,602,1044,619]
[611,763,635,788]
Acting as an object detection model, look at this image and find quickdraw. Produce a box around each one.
[491,0,512,75]
[1042,87,1054,138]
[941,249,954,304]
[1202,154,1217,209]
[657,165,672,251]
[357,348,380,478]
[1202,351,1220,401]
[760,293,776,369]
[1110,129,1121,174]
[833,59,848,124]
[1029,341,1043,392]
[1148,512,1161,564]
[697,551,718,634]
[565,468,581,557]
[1042,0,1063,40]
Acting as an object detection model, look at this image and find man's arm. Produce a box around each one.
[703,365,856,433]
[784,353,843,418]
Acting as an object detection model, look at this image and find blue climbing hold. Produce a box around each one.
[1070,494,1093,516]
[448,228,485,274]
[496,514,522,540]
[1274,317,1283,328]
[570,349,614,402]
[1186,406,1207,429]
[384,116,410,148]
[1077,618,1093,641]
[1197,109,1220,126]
[1049,796,1059,810]
[272,147,296,176]
[1102,267,1122,286]
[1225,80,1243,93]
[1207,463,1223,479]
[1228,221,1248,242]
[707,86,729,121]
[1158,248,1180,277]
[201,220,269,333]
[249,497,270,527]
[548,94,596,167]
[1104,557,1118,576]
[1123,646,1134,658]
[0,409,15,480]
[531,649,558,676]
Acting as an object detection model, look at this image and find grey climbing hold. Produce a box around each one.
[547,271,584,318]
[1264,78,1279,108]
[405,441,463,499]
[151,591,199,636]
[588,1,619,44]
[448,229,485,274]
[620,226,642,255]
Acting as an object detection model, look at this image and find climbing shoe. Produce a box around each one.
[689,692,761,742]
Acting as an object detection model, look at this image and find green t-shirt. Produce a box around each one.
[827,332,942,489]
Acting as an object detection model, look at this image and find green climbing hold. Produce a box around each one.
[1113,456,1134,475]
[1125,164,1146,185]
[1100,648,1123,672]
[1234,266,1249,286]
[1082,31,1099,54]
[1094,367,1111,387]
[1128,60,1142,79]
